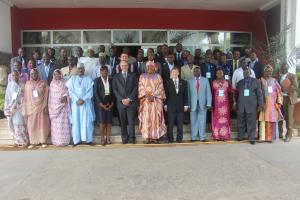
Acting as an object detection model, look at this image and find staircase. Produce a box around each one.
[0,118,298,144]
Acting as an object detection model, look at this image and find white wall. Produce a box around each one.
[295,0,300,46]
[0,1,12,53]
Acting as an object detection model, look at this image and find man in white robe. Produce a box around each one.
[66,63,95,145]
[77,48,99,78]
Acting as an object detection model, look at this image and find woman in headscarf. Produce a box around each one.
[138,61,166,144]
[22,68,50,148]
[258,64,283,142]
[48,69,71,147]
[4,70,28,147]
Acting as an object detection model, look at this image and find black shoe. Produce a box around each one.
[122,140,128,144]
[250,141,256,145]
[200,140,207,142]
[190,140,196,143]
[128,139,136,144]
[237,138,243,142]
[176,140,182,143]
[86,142,95,146]
[168,140,174,143]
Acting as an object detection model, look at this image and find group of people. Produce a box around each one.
[3,43,298,148]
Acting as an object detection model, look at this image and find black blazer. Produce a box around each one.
[174,52,184,67]
[161,63,181,82]
[165,78,188,113]
[106,56,120,68]
[93,77,114,105]
[236,77,263,114]
[200,62,216,81]
[251,61,264,79]
[112,72,138,109]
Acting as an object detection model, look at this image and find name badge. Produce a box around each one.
[268,86,273,93]
[33,90,38,98]
[77,87,83,95]
[206,72,211,78]
[225,75,229,80]
[218,90,224,97]
[12,92,18,100]
[244,89,250,97]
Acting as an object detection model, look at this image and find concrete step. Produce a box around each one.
[0,118,299,145]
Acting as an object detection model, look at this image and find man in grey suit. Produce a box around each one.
[236,66,263,145]
[37,53,57,85]
[112,61,138,144]
[188,66,212,142]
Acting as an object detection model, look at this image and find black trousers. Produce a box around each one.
[237,111,256,141]
[118,106,136,142]
[167,112,184,142]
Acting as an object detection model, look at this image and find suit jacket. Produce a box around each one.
[236,77,263,114]
[10,56,28,72]
[112,63,138,77]
[55,57,68,69]
[251,61,264,79]
[133,61,145,75]
[216,62,234,80]
[174,52,184,67]
[200,62,216,81]
[106,56,120,69]
[112,72,138,109]
[165,78,188,113]
[37,62,57,85]
[162,63,178,81]
[188,77,212,112]
[93,77,114,105]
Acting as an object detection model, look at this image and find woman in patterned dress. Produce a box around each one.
[48,69,71,146]
[211,68,235,141]
[138,61,166,144]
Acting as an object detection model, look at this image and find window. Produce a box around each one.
[22,30,251,57]
[23,31,50,45]
[53,31,81,44]
[142,31,167,43]
[83,31,111,43]
[113,31,139,43]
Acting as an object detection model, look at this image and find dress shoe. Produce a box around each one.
[250,141,256,145]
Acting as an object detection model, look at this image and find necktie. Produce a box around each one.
[234,60,237,70]
[174,79,178,94]
[196,78,200,93]
[177,53,180,61]
[45,65,49,77]
[123,72,127,81]
[110,57,113,67]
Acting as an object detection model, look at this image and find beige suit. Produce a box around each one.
[278,73,298,139]
[180,64,198,81]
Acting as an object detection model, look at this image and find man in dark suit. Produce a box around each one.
[248,51,264,79]
[218,53,233,80]
[112,61,138,144]
[228,49,241,73]
[236,66,263,145]
[37,53,57,85]
[133,53,145,76]
[200,53,216,82]
[164,67,188,143]
[10,47,28,72]
[106,46,119,70]
[162,53,176,81]
[174,43,183,67]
